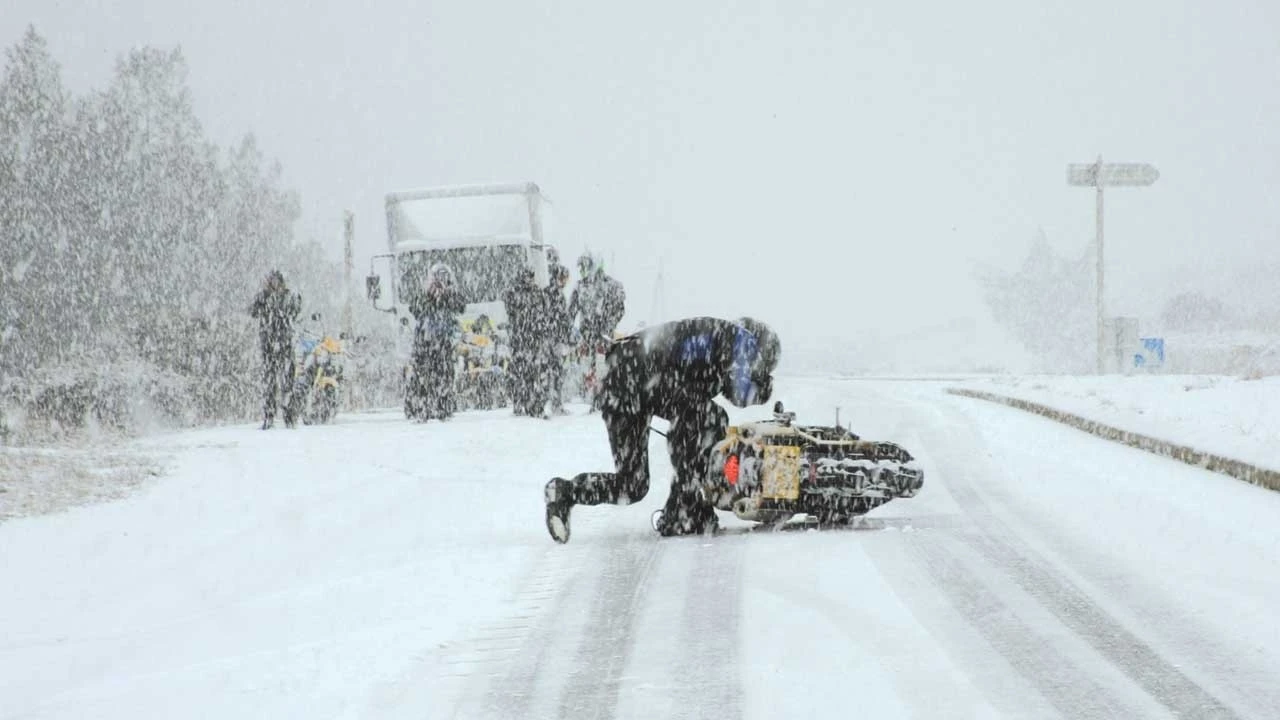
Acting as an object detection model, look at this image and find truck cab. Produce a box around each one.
[365,182,559,360]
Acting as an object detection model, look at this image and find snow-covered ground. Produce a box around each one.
[3,375,1280,719]
[0,445,161,522]
[950,373,1280,471]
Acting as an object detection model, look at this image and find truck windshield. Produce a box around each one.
[397,245,530,306]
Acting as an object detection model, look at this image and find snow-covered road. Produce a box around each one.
[4,377,1279,719]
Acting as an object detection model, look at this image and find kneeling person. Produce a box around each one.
[543,316,780,543]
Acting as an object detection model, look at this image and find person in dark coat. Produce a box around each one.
[249,270,302,429]
[543,316,780,543]
[502,268,547,417]
[568,253,627,345]
[407,263,467,420]
[568,253,626,410]
[542,264,572,415]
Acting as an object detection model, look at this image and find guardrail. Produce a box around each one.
[945,388,1280,494]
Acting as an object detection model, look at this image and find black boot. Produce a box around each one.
[656,493,719,537]
[544,477,574,543]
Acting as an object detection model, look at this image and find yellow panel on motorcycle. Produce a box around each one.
[760,445,801,500]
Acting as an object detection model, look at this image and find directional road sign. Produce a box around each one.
[1067,162,1160,187]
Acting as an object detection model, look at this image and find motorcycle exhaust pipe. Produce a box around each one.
[731,496,759,521]
[732,496,794,524]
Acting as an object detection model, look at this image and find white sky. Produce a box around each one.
[6,0,1280,371]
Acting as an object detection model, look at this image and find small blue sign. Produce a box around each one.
[1135,337,1165,368]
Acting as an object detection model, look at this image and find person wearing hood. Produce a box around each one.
[406,263,467,421]
[542,316,781,543]
[249,270,302,429]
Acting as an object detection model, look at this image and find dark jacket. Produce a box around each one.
[410,286,466,347]
[543,282,571,348]
[569,272,626,342]
[249,280,301,354]
[605,316,780,417]
[502,272,544,354]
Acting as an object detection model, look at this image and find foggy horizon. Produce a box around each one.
[6,0,1279,374]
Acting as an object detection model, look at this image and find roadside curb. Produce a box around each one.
[945,387,1280,494]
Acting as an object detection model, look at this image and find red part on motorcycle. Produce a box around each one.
[724,455,740,485]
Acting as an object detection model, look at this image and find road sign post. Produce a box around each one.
[1067,157,1159,374]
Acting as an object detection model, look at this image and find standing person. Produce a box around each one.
[502,268,546,417]
[542,263,572,415]
[407,263,467,421]
[567,252,626,410]
[542,316,781,543]
[249,270,302,429]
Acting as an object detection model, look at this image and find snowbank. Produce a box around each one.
[948,374,1280,476]
[0,444,164,522]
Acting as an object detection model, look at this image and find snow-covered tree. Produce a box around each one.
[0,26,75,373]
[0,28,343,441]
[977,229,1094,373]
[1159,291,1236,332]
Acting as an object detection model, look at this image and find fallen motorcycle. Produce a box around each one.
[652,401,924,531]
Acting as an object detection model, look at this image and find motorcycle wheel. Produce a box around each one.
[650,509,665,532]
[320,387,337,423]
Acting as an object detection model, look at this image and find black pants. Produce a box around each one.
[411,338,457,418]
[564,339,728,525]
[542,342,565,411]
[261,349,294,422]
[509,341,544,416]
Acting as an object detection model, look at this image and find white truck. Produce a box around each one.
[364,182,561,409]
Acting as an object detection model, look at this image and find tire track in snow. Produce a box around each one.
[952,527,1241,719]
[557,534,663,719]
[448,543,592,720]
[669,537,747,720]
[371,537,599,720]
[918,394,1246,719]
[962,499,1280,719]
[901,531,1142,719]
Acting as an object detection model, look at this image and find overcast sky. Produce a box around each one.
[6,0,1280,371]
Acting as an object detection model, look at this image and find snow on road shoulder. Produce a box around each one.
[0,442,166,522]
[950,374,1280,472]
[0,405,616,719]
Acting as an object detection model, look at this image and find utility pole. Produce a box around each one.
[650,257,666,327]
[1095,156,1105,377]
[342,210,355,408]
[1067,157,1159,374]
